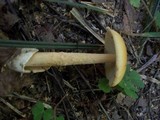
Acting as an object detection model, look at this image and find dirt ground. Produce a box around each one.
[0,0,160,120]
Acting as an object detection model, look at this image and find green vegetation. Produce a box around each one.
[155,11,160,29]
[31,101,64,120]
[150,0,160,29]
[129,0,160,32]
[129,0,140,8]
[98,65,144,99]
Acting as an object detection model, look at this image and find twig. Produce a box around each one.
[151,96,160,102]
[114,100,134,120]
[45,0,114,16]
[62,100,70,120]
[126,36,140,67]
[46,69,78,119]
[141,0,153,19]
[9,93,52,109]
[142,18,155,32]
[148,83,154,120]
[119,105,134,120]
[74,66,93,93]
[70,8,105,44]
[74,89,100,93]
[98,102,111,120]
[45,76,51,93]
[75,73,89,120]
[74,66,111,120]
[53,94,67,120]
[140,75,160,85]
[137,39,148,65]
[137,53,160,72]
[0,97,26,118]
[63,79,77,91]
[10,93,36,103]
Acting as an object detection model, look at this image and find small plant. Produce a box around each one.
[129,0,160,30]
[129,0,140,8]
[31,101,64,120]
[149,0,160,29]
[98,65,144,99]
[154,11,160,29]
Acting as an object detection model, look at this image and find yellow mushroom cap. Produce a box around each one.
[105,27,127,87]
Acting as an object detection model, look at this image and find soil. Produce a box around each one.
[0,0,159,120]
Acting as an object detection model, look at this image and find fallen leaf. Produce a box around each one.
[116,92,126,104]
[124,0,136,33]
[0,9,19,31]
[0,1,19,30]
[0,47,18,69]
[0,47,32,96]
[34,24,55,42]
[123,14,132,33]
[123,96,136,107]
[116,93,136,107]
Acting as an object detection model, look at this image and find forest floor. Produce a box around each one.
[0,0,160,120]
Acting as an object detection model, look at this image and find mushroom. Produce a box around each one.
[7,28,127,87]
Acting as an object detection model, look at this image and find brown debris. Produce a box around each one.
[0,2,19,31]
[0,70,19,96]
[0,0,159,119]
[123,0,136,33]
[0,47,18,69]
[0,47,32,96]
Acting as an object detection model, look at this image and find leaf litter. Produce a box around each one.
[0,0,159,119]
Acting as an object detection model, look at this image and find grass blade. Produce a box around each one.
[124,32,160,38]
[0,39,103,49]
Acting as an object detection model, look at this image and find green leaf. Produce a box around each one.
[98,78,111,93]
[124,88,138,99]
[118,79,138,93]
[129,70,144,88]
[99,64,144,99]
[31,101,44,120]
[129,0,140,8]
[155,11,160,28]
[118,65,130,88]
[118,79,127,88]
[125,79,139,92]
[43,109,54,120]
[117,65,144,99]
[56,115,65,120]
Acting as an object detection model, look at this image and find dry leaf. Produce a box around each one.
[0,3,19,31]
[123,14,132,33]
[124,0,136,33]
[0,47,32,96]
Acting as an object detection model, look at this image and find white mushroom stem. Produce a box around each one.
[25,52,115,69]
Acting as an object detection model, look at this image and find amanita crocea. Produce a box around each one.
[7,28,127,87]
